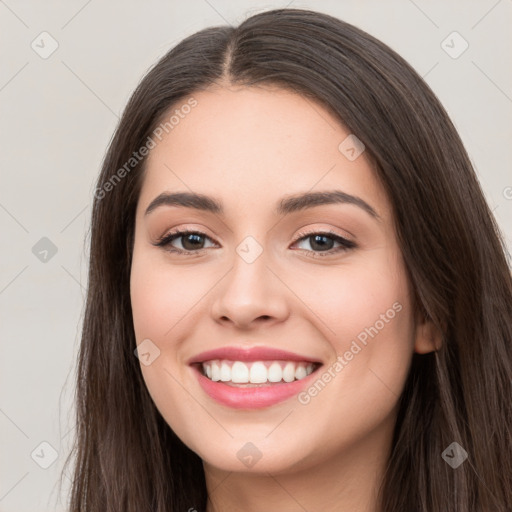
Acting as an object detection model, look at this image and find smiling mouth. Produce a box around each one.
[195,359,322,387]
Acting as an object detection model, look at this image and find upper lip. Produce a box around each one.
[188,346,323,365]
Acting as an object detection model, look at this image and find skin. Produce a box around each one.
[130,83,440,512]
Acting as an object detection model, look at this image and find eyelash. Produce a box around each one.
[154,228,357,259]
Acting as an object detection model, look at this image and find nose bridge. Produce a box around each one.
[211,233,289,326]
[226,233,272,302]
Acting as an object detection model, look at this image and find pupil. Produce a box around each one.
[183,233,203,250]
[310,235,333,251]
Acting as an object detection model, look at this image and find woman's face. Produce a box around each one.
[130,84,436,475]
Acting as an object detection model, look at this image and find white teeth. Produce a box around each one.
[295,365,307,380]
[200,359,318,384]
[231,361,249,383]
[282,362,295,382]
[249,362,268,383]
[211,362,221,381]
[220,362,231,382]
[268,362,283,382]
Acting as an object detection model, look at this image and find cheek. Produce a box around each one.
[130,251,210,450]
[130,249,211,345]
[290,251,412,345]
[288,265,413,458]
[292,251,414,397]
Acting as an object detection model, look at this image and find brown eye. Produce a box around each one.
[155,230,216,254]
[292,231,356,257]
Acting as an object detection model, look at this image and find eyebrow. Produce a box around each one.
[144,190,380,221]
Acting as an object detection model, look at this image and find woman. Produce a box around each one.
[62,8,512,511]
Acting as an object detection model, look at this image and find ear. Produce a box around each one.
[413,307,443,354]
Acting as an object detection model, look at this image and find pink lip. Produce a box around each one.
[188,346,322,365]
[188,346,323,409]
[191,365,320,409]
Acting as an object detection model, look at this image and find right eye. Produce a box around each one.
[155,230,217,255]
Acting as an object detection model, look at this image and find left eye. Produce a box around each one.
[293,232,355,254]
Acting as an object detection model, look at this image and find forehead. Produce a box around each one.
[138,85,390,222]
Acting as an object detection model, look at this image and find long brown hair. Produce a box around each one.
[61,8,512,511]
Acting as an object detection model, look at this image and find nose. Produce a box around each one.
[210,245,290,330]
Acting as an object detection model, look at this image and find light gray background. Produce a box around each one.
[1,1,511,510]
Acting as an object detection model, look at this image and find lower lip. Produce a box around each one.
[191,364,319,409]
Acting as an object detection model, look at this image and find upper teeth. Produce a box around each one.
[202,360,316,384]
